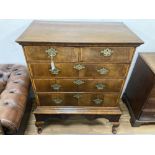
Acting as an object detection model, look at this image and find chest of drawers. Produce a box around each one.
[16,21,143,134]
[123,53,155,126]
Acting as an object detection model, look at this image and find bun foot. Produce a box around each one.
[35,121,44,134]
[37,127,42,134]
[112,123,119,134]
[112,126,117,134]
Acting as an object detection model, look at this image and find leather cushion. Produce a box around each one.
[0,64,30,133]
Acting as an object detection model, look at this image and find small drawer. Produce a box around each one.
[24,46,79,62]
[29,63,129,78]
[34,79,123,92]
[81,47,134,63]
[37,93,119,107]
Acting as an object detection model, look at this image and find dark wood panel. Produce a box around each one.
[34,79,123,92]
[24,46,79,62]
[81,47,134,63]
[142,98,155,110]
[37,93,119,107]
[149,86,155,98]
[124,56,155,119]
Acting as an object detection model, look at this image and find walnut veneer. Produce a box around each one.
[16,21,143,134]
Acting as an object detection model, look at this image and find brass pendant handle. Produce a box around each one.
[100,48,113,57]
[51,84,61,91]
[93,98,103,105]
[52,98,63,104]
[73,79,85,85]
[46,48,57,57]
[97,67,109,75]
[74,64,85,71]
[49,67,60,75]
[96,83,106,90]
[73,93,82,99]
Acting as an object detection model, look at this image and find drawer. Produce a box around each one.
[81,47,134,63]
[29,63,129,78]
[29,63,78,78]
[24,46,79,62]
[34,79,123,92]
[37,93,119,106]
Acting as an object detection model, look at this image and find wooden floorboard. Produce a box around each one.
[1,101,155,135]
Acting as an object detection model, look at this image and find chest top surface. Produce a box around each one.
[16,20,143,46]
[140,53,155,74]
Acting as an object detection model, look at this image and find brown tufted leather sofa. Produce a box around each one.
[0,64,30,134]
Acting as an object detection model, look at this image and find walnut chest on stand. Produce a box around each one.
[16,21,143,134]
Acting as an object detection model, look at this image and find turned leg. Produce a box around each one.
[112,122,119,134]
[104,115,121,134]
[35,121,45,134]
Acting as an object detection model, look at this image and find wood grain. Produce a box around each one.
[29,63,129,78]
[16,21,143,46]
[81,47,134,63]
[16,21,143,134]
[24,46,79,62]
[34,79,123,92]
[37,92,119,107]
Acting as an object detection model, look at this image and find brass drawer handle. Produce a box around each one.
[97,67,109,75]
[73,79,85,85]
[49,67,60,75]
[96,83,106,90]
[51,84,61,91]
[52,98,63,104]
[74,64,85,71]
[93,98,103,105]
[100,48,113,57]
[73,93,82,99]
[46,48,57,57]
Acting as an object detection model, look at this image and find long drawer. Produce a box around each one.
[24,46,133,63]
[37,93,119,107]
[29,63,129,78]
[34,79,123,92]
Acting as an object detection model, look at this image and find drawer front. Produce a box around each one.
[29,63,128,78]
[37,93,119,106]
[79,63,128,78]
[24,46,79,62]
[34,79,123,92]
[29,63,78,78]
[81,47,134,63]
